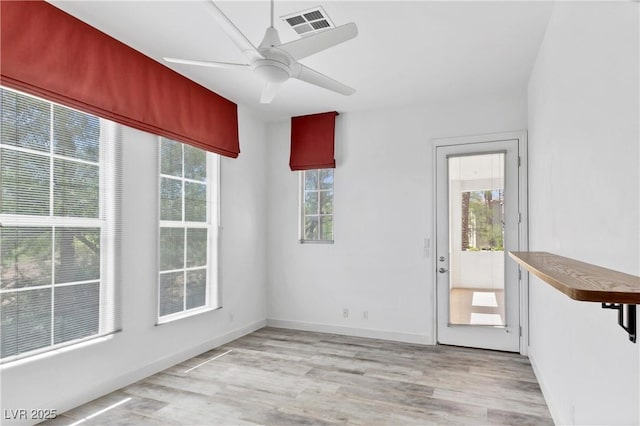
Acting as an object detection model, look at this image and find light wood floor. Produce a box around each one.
[43,327,553,425]
[449,288,505,326]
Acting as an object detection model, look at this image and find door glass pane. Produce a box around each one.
[448,153,505,326]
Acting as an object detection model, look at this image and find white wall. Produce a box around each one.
[0,106,268,424]
[527,3,639,424]
[266,90,526,343]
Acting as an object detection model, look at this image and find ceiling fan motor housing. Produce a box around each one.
[252,47,293,83]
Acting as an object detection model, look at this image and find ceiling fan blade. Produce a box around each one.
[278,23,358,61]
[164,57,249,69]
[293,64,355,96]
[260,81,283,104]
[205,1,264,62]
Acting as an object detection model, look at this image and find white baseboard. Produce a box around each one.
[528,348,565,425]
[266,318,433,345]
[51,319,266,418]
[117,318,267,384]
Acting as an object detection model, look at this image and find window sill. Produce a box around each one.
[0,332,118,369]
[299,239,334,244]
[156,306,220,325]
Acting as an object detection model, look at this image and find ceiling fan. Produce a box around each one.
[164,0,358,103]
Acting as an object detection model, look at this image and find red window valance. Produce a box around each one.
[0,1,239,158]
[289,111,338,171]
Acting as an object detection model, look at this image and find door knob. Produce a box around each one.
[439,268,448,273]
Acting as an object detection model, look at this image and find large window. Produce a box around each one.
[158,138,218,321]
[0,87,119,361]
[300,169,334,242]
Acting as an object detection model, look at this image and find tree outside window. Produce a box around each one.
[461,189,504,251]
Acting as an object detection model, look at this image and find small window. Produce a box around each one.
[158,138,219,322]
[0,87,119,362]
[300,169,334,243]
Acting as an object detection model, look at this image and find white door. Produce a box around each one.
[435,136,525,352]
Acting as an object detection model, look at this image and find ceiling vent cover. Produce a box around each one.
[281,6,335,38]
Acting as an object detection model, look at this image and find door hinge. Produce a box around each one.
[519,326,522,337]
[518,212,522,223]
[517,156,521,167]
[518,269,522,281]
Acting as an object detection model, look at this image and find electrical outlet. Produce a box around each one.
[343,308,349,318]
[363,311,368,320]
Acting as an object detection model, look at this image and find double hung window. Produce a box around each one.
[158,138,218,321]
[0,87,119,361]
[300,169,334,242]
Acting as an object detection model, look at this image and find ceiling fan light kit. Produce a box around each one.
[164,0,358,104]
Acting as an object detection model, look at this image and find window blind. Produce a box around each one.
[0,0,239,158]
[290,112,338,171]
[0,87,121,362]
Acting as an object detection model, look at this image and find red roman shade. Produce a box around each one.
[289,111,338,171]
[0,1,239,158]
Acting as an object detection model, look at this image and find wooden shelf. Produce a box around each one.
[509,251,640,304]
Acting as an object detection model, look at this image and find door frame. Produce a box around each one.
[431,130,529,355]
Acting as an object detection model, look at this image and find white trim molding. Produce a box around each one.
[267,319,433,345]
[430,130,529,355]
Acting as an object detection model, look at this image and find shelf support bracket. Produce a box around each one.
[601,303,636,343]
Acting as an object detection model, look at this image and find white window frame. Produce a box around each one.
[0,88,119,363]
[299,168,334,244]
[157,139,220,324]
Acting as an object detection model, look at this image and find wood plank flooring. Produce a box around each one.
[42,327,553,425]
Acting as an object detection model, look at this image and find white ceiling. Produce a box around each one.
[48,0,554,122]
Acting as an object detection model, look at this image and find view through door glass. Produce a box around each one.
[448,153,505,326]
